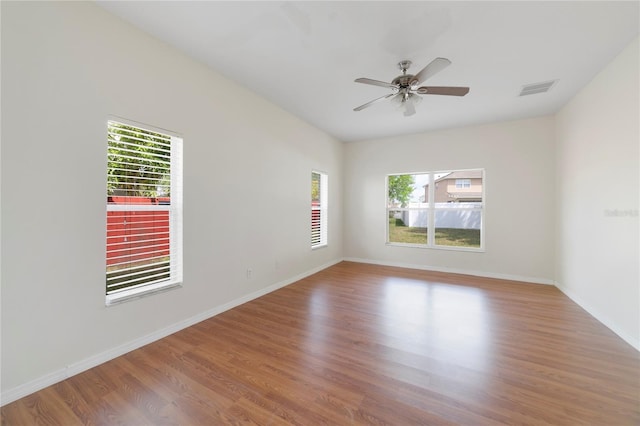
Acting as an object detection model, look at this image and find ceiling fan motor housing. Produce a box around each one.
[394,60,416,91]
[392,74,416,90]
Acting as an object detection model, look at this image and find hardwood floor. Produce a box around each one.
[2,261,639,425]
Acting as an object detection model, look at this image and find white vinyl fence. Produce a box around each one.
[394,203,482,229]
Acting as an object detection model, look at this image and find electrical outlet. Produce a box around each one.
[246,268,252,279]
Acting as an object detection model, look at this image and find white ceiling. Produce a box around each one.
[96,1,639,142]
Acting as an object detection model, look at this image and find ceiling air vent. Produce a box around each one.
[519,80,557,96]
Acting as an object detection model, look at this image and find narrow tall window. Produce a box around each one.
[106,120,183,304]
[311,171,328,248]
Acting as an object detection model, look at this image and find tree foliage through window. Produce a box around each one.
[107,122,171,199]
[388,174,415,207]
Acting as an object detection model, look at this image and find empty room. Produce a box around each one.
[1,1,638,425]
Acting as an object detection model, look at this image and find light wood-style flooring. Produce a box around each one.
[2,261,639,425]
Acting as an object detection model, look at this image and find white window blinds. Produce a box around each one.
[106,120,183,302]
[311,171,328,248]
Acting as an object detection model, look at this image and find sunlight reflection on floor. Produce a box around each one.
[380,278,492,372]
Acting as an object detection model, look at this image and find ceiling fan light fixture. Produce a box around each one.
[403,97,417,116]
[394,93,420,116]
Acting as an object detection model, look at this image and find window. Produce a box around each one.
[456,179,471,188]
[106,120,183,304]
[387,169,484,250]
[311,171,328,248]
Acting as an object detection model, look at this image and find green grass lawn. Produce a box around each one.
[388,218,427,244]
[388,218,480,248]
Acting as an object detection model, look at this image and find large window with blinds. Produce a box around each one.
[105,120,183,304]
[311,171,328,248]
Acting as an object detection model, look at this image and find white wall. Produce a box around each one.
[344,116,556,283]
[555,37,639,348]
[1,2,343,402]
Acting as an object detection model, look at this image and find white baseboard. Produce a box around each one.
[555,283,640,351]
[342,257,555,285]
[0,258,342,407]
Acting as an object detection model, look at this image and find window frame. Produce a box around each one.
[105,118,183,305]
[386,169,485,252]
[311,170,328,249]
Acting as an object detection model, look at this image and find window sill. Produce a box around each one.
[386,242,485,253]
[106,281,182,306]
[312,244,328,250]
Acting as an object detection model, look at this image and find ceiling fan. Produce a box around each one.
[353,58,469,116]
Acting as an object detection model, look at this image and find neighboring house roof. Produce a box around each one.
[435,170,482,182]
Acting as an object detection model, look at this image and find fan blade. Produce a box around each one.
[355,78,399,90]
[353,93,396,111]
[353,93,395,111]
[416,86,470,96]
[410,58,451,86]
